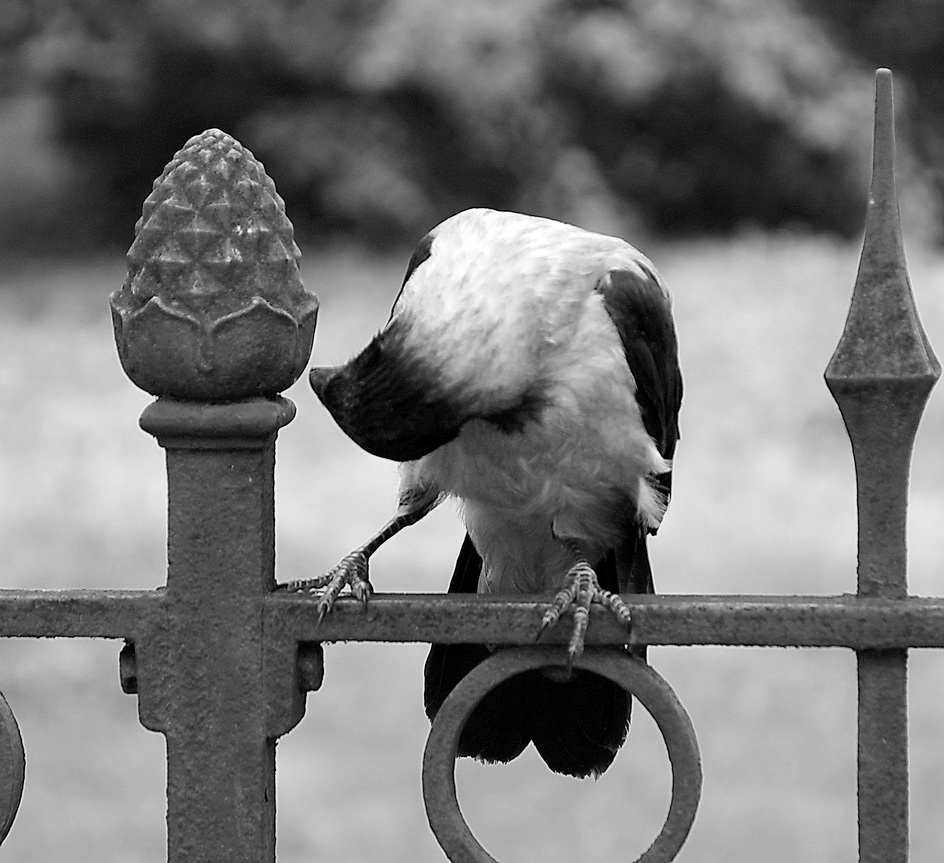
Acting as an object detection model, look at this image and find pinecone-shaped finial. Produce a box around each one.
[111,129,319,401]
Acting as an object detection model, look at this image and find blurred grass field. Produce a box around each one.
[2,235,944,862]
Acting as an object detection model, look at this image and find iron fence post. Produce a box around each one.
[136,398,298,863]
[107,128,320,863]
[825,70,941,863]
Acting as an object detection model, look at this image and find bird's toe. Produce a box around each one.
[539,561,634,657]
[283,550,373,620]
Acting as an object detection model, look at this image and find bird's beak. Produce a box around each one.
[308,366,334,402]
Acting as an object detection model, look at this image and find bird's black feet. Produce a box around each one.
[537,557,632,660]
[283,550,373,622]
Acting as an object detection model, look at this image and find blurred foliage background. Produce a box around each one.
[2,0,944,253]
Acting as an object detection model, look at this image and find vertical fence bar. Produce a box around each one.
[857,649,909,863]
[825,69,940,863]
[0,691,25,845]
[137,399,295,863]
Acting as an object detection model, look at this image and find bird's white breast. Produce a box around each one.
[394,209,670,594]
[407,291,666,593]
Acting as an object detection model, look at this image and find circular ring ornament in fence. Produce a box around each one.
[0,690,25,845]
[422,647,701,863]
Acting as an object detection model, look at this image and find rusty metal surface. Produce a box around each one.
[0,691,25,845]
[129,397,305,863]
[110,129,318,402]
[0,590,160,638]
[273,592,944,649]
[103,128,316,863]
[5,589,944,649]
[825,70,940,603]
[423,648,701,863]
[858,650,908,863]
[140,397,298,448]
[824,70,938,863]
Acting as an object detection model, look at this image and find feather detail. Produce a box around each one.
[313,208,682,778]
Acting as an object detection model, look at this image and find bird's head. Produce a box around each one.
[309,324,469,461]
[310,208,643,461]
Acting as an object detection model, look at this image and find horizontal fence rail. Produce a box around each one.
[0,69,939,863]
[4,591,944,649]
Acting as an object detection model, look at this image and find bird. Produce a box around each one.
[286,208,681,778]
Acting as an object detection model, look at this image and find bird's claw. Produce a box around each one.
[283,550,373,622]
[537,561,632,663]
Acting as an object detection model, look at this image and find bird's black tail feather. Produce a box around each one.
[424,531,650,778]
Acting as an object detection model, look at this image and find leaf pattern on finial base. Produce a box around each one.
[111,129,319,401]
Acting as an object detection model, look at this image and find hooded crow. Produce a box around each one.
[288,208,681,777]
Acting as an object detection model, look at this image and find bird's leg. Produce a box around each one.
[537,538,633,661]
[283,493,441,622]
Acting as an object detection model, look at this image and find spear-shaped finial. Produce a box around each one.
[825,67,940,596]
[826,69,939,387]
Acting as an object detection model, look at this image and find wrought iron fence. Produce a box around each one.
[0,68,939,863]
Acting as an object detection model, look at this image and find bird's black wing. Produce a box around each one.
[387,231,434,320]
[596,264,682,470]
[595,264,682,595]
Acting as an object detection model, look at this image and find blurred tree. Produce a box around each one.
[5,0,890,247]
[801,0,944,241]
[540,0,874,235]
